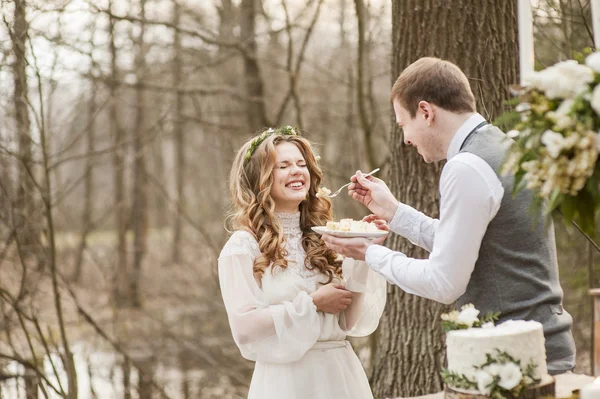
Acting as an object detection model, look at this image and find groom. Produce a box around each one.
[322,57,576,374]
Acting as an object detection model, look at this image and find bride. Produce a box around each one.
[218,126,387,399]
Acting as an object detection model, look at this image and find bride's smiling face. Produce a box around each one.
[270,142,311,213]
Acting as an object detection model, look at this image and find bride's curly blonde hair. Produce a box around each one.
[227,129,342,283]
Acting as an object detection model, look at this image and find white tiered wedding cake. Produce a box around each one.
[446,320,549,381]
[441,306,554,398]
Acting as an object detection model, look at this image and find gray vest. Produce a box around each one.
[458,124,576,373]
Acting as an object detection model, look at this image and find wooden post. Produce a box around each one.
[591,0,600,49]
[589,289,600,376]
[517,0,534,85]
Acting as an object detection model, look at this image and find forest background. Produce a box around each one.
[0,0,595,398]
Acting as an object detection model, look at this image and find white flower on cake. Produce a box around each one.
[495,362,523,391]
[440,304,498,331]
[441,310,459,322]
[474,370,494,395]
[456,305,480,327]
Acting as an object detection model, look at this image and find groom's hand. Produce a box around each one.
[348,170,398,222]
[310,283,353,314]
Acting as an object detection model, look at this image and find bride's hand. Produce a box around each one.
[310,283,353,314]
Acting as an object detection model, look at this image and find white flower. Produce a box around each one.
[547,99,576,130]
[592,85,600,116]
[457,306,480,327]
[541,130,565,158]
[507,130,520,139]
[315,155,321,161]
[484,363,503,376]
[475,370,494,395]
[441,310,459,322]
[497,362,523,390]
[524,60,594,99]
[515,103,531,112]
[586,52,600,73]
[481,322,495,329]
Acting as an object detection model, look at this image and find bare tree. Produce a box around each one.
[11,0,37,265]
[73,79,97,282]
[240,0,269,131]
[354,0,377,171]
[172,0,185,264]
[130,0,149,307]
[108,0,129,306]
[371,1,519,397]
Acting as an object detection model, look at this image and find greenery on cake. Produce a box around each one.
[440,304,501,332]
[442,350,540,399]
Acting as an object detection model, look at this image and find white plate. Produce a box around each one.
[311,226,388,238]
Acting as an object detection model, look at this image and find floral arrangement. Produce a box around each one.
[244,125,298,166]
[440,304,500,332]
[442,351,540,399]
[501,49,600,236]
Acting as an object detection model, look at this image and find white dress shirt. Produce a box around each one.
[365,114,505,304]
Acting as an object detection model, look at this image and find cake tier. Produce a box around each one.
[446,320,548,381]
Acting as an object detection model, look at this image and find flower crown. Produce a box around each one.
[244,125,299,166]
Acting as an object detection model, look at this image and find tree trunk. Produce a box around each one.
[73,82,97,282]
[12,0,36,261]
[371,1,518,397]
[240,0,269,132]
[354,0,377,172]
[24,367,38,399]
[108,0,128,307]
[137,357,155,399]
[171,0,185,264]
[130,0,149,308]
[151,119,168,230]
[122,358,131,399]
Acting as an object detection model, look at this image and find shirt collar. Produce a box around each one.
[446,113,487,160]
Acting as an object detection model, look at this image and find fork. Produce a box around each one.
[327,167,380,198]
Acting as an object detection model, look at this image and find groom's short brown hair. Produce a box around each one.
[391,57,476,118]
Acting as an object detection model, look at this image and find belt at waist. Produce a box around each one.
[310,340,350,351]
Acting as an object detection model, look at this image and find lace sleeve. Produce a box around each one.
[218,231,321,363]
[339,258,387,337]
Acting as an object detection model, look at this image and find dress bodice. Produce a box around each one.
[261,212,332,305]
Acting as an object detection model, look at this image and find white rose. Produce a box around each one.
[497,362,523,390]
[457,307,480,327]
[475,370,494,395]
[586,52,600,73]
[507,130,520,139]
[541,130,565,158]
[483,363,504,376]
[591,85,600,116]
[548,98,576,130]
[525,60,594,99]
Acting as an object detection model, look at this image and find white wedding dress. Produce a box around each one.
[218,212,387,399]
